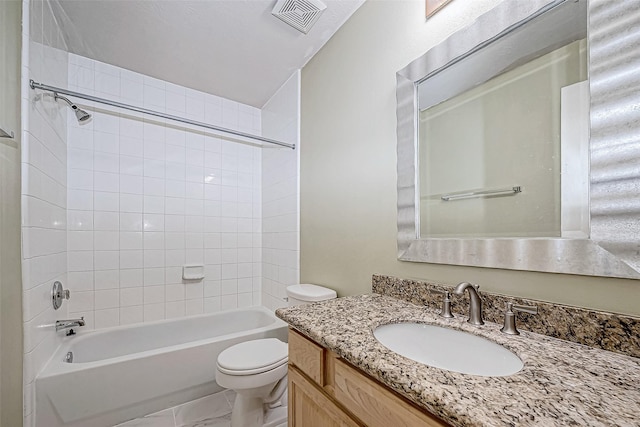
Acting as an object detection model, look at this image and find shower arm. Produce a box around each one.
[53,93,75,108]
[29,79,296,150]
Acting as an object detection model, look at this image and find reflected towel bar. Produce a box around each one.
[29,79,295,150]
[441,186,522,201]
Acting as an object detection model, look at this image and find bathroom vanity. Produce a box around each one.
[277,293,640,427]
[287,329,447,427]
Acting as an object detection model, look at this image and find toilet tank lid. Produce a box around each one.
[286,284,337,302]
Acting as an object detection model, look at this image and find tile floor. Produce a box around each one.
[115,390,287,427]
[115,390,235,427]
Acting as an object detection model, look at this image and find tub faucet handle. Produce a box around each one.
[432,290,454,318]
[52,281,71,310]
[500,302,538,335]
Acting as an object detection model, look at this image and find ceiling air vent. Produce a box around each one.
[272,0,327,34]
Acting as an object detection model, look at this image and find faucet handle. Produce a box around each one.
[52,281,71,310]
[432,290,454,318]
[500,302,538,335]
[512,303,537,315]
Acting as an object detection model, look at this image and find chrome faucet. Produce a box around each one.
[56,317,85,335]
[454,282,484,326]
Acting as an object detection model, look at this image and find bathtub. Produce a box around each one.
[35,306,288,427]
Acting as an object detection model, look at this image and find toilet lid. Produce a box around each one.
[217,338,288,375]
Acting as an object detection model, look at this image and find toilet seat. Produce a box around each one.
[217,338,288,376]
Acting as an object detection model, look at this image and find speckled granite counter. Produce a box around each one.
[276,294,640,427]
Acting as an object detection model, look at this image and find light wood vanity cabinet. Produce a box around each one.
[288,329,450,427]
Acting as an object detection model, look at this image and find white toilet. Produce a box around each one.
[215,284,337,427]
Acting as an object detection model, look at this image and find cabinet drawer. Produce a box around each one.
[289,329,324,384]
[333,358,449,427]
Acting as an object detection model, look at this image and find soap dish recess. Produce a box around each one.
[183,265,204,280]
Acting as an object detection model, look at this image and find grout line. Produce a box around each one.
[171,405,178,427]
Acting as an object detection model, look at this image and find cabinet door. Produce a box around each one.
[289,366,361,427]
[333,359,449,427]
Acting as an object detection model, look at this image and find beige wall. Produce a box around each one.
[0,0,24,426]
[300,0,640,317]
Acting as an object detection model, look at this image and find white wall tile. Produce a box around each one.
[95,289,119,310]
[119,174,143,194]
[120,287,143,307]
[94,308,119,329]
[144,285,165,304]
[21,40,70,427]
[120,213,143,231]
[68,271,94,292]
[166,284,185,302]
[144,268,165,286]
[68,231,93,251]
[144,303,165,322]
[94,191,119,210]
[120,193,143,213]
[120,250,143,269]
[220,294,238,311]
[68,189,93,210]
[261,71,300,309]
[94,211,119,230]
[203,297,221,313]
[94,171,119,192]
[165,267,183,284]
[186,299,204,316]
[94,250,119,270]
[120,306,143,325]
[120,136,143,157]
[143,213,164,231]
[94,269,119,290]
[69,250,93,272]
[59,53,270,337]
[94,131,119,153]
[165,180,185,198]
[165,301,185,319]
[119,231,143,250]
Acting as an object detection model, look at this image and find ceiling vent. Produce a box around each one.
[272,0,327,34]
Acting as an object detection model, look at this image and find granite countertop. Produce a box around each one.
[276,294,640,427]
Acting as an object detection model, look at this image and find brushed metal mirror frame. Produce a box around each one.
[396,0,640,279]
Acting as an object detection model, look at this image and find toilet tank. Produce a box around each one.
[286,284,337,307]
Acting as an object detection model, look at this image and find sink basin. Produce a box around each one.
[373,323,523,377]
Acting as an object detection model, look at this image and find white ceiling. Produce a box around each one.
[55,0,364,108]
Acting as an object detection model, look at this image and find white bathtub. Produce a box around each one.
[35,306,288,427]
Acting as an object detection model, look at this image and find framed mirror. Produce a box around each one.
[396,0,640,279]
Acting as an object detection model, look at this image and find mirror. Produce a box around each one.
[396,0,640,279]
[419,4,588,239]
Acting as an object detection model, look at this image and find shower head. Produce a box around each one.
[54,93,92,123]
[74,107,92,123]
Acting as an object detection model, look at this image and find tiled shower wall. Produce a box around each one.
[65,54,263,329]
[261,72,300,310]
[21,3,300,423]
[21,1,70,425]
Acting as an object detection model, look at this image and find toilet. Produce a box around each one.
[215,284,337,427]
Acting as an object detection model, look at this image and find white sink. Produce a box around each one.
[373,323,523,377]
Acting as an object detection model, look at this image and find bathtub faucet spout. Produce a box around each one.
[56,317,85,335]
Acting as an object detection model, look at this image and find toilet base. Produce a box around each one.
[263,405,287,427]
[230,396,287,427]
[231,392,288,427]
[230,394,264,426]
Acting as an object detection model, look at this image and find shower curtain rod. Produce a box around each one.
[29,80,296,150]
